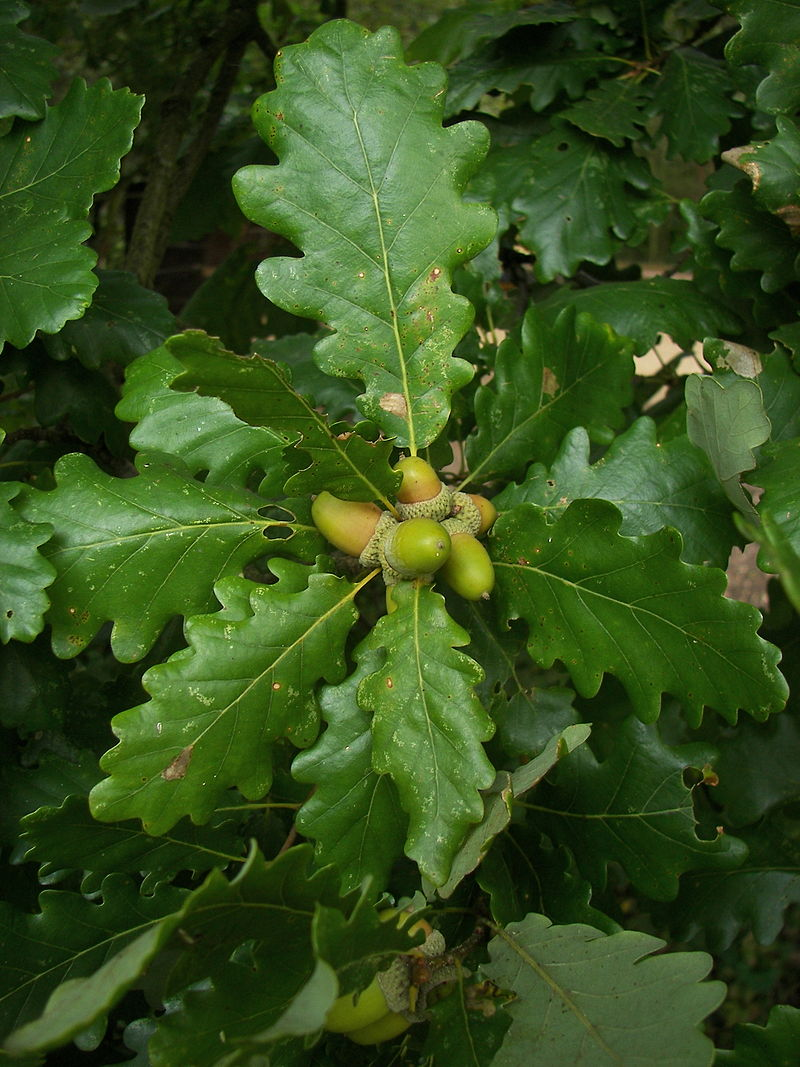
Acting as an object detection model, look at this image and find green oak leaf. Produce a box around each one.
[478,824,616,933]
[484,915,721,1066]
[358,581,496,885]
[143,846,418,1062]
[736,116,800,221]
[758,345,800,443]
[253,332,361,422]
[41,269,176,369]
[0,482,55,643]
[0,2,59,121]
[530,716,747,899]
[465,306,634,482]
[508,127,656,281]
[755,437,800,610]
[716,1005,800,1066]
[408,2,577,67]
[538,277,742,353]
[725,0,800,113]
[491,499,788,724]
[292,646,408,894]
[0,637,70,733]
[685,370,771,514]
[657,812,800,953]
[117,342,291,495]
[651,48,739,162]
[169,330,400,505]
[18,794,245,894]
[437,723,590,899]
[710,706,800,825]
[0,875,186,1041]
[89,562,364,833]
[0,78,143,351]
[0,748,101,847]
[233,20,497,449]
[13,452,317,661]
[494,419,738,568]
[422,985,511,1067]
[701,182,800,294]
[560,78,646,147]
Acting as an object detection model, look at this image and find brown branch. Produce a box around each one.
[125,1,266,288]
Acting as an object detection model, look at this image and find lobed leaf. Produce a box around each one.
[42,269,177,369]
[0,1,59,121]
[18,794,245,894]
[494,419,737,568]
[491,499,788,724]
[233,19,496,449]
[13,452,320,661]
[505,127,656,282]
[755,437,800,610]
[0,78,143,351]
[358,582,496,885]
[651,48,739,163]
[0,482,55,643]
[725,0,800,113]
[538,277,742,353]
[716,1005,800,1066]
[0,875,186,1041]
[530,716,747,900]
[89,563,363,834]
[685,370,771,514]
[293,646,408,894]
[118,340,292,494]
[484,914,722,1066]
[658,812,800,953]
[169,330,400,504]
[436,723,590,899]
[466,306,634,483]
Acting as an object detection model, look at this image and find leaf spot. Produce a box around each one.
[379,393,408,418]
[542,367,559,396]
[162,746,194,781]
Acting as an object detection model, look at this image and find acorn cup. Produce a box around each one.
[394,456,452,521]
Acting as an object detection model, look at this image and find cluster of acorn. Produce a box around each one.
[311,456,497,606]
[324,909,451,1044]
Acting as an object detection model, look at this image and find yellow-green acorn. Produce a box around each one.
[468,493,498,536]
[311,491,382,558]
[438,532,495,600]
[383,518,451,578]
[394,456,441,504]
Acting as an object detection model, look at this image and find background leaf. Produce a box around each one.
[0,482,55,642]
[466,306,634,482]
[538,277,742,353]
[484,914,721,1066]
[233,20,497,449]
[0,1,59,121]
[530,716,747,900]
[0,875,186,1039]
[725,0,800,113]
[358,582,496,885]
[89,563,362,833]
[651,48,739,163]
[716,1004,800,1066]
[0,78,143,350]
[494,419,738,568]
[491,499,787,724]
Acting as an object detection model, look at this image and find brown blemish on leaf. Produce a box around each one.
[379,393,408,418]
[721,145,760,187]
[542,367,559,396]
[162,745,194,781]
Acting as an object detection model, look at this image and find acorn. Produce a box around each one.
[311,492,382,557]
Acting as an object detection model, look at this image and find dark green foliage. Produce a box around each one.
[1,2,799,1064]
